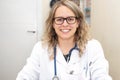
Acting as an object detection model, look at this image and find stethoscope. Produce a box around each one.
[52,44,80,80]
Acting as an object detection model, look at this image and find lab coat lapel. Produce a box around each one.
[68,50,85,74]
[54,46,86,75]
[56,46,67,66]
[69,50,80,64]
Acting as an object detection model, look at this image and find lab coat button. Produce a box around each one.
[69,70,74,74]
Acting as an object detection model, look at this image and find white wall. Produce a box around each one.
[42,0,50,27]
[37,0,50,41]
[0,0,50,79]
[91,0,120,80]
[0,0,43,80]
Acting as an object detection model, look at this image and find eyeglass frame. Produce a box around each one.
[53,16,78,25]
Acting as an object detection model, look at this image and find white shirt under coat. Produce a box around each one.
[16,39,112,80]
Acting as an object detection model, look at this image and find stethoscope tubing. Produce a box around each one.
[53,44,80,78]
[54,45,57,76]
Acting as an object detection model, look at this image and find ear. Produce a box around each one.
[53,23,55,28]
[77,20,80,28]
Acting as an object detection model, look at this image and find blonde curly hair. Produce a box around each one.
[41,0,90,58]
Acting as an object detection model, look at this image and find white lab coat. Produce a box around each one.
[16,39,112,80]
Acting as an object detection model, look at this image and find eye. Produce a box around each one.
[67,17,75,22]
[55,18,63,22]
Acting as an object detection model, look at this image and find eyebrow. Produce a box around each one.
[54,16,76,18]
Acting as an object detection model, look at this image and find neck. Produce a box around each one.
[58,38,75,55]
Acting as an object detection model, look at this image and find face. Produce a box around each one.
[53,5,79,41]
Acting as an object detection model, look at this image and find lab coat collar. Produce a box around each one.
[55,45,86,75]
[56,45,81,66]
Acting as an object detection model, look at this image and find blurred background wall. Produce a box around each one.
[0,0,120,80]
[91,0,120,80]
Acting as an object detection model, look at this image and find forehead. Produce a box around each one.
[54,5,75,17]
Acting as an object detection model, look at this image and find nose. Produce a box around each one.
[62,20,68,27]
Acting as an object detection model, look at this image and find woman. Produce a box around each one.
[16,0,112,80]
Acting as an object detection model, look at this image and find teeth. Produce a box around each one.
[61,29,70,32]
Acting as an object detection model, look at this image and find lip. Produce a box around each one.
[60,29,71,33]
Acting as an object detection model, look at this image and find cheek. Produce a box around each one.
[53,23,61,30]
[52,24,58,33]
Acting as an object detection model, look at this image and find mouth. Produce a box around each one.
[60,29,71,33]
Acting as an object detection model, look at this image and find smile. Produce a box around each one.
[60,29,71,33]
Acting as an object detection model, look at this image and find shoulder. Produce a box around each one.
[32,41,48,54]
[33,41,48,49]
[86,39,103,50]
[29,41,49,59]
[85,39,105,58]
[87,39,101,47]
[32,41,42,50]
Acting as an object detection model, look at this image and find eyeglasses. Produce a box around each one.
[53,16,78,25]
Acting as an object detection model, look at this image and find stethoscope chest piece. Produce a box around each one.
[52,75,59,80]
